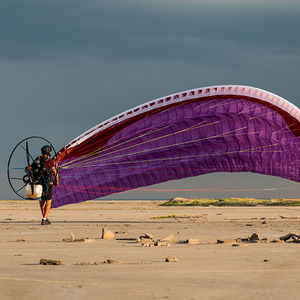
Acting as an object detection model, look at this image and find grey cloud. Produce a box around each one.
[0,1,300,62]
[1,0,299,200]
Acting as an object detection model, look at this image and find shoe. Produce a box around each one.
[41,218,51,225]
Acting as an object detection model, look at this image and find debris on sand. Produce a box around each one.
[115,229,128,234]
[279,215,300,219]
[75,259,122,265]
[137,234,155,247]
[159,234,176,244]
[63,233,95,243]
[249,233,261,242]
[79,238,95,243]
[154,240,170,247]
[97,259,122,265]
[154,234,176,246]
[217,233,262,244]
[102,228,115,239]
[137,234,176,247]
[177,238,204,245]
[232,243,248,247]
[259,238,270,243]
[235,238,248,243]
[16,238,26,242]
[165,256,179,262]
[217,239,236,244]
[236,233,264,243]
[279,232,300,242]
[40,258,64,265]
[269,239,281,243]
[187,238,201,245]
[143,233,155,240]
[217,232,300,245]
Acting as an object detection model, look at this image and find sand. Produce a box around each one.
[0,200,299,300]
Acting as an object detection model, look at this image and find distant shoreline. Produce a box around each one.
[162,197,300,206]
[1,197,299,206]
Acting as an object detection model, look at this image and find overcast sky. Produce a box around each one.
[1,0,299,200]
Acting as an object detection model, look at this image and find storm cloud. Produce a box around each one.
[1,0,299,199]
[1,1,300,62]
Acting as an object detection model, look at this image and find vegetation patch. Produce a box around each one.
[161,197,300,207]
[151,214,206,219]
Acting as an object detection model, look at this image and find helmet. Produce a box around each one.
[41,145,52,156]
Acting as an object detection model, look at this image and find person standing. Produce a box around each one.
[29,145,58,225]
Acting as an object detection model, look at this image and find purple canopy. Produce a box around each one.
[52,85,300,207]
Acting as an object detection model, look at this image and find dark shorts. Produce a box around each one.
[41,184,53,201]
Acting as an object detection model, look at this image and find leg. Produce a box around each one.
[40,199,47,218]
[40,185,52,225]
[43,200,52,219]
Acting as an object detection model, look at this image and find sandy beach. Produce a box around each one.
[0,200,299,299]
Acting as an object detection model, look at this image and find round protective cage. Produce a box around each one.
[7,136,57,200]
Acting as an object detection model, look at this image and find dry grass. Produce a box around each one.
[161,197,300,207]
[151,214,206,219]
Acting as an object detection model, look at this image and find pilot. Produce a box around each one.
[30,145,58,225]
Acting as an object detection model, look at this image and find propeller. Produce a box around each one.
[26,141,34,195]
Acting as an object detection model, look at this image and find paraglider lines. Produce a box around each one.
[64,139,282,170]
[61,102,192,167]
[61,123,250,169]
[65,127,253,168]
[60,113,248,169]
[63,102,189,162]
[63,107,287,170]
[60,98,286,169]
[61,121,295,170]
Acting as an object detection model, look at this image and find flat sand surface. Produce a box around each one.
[0,200,299,300]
